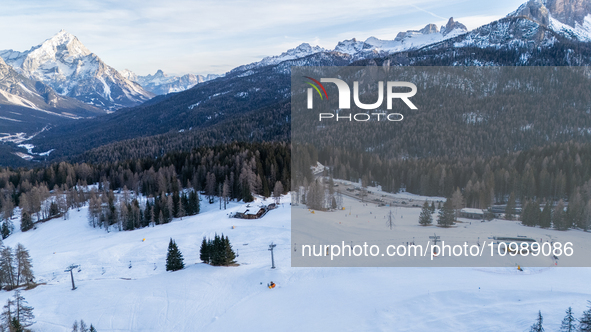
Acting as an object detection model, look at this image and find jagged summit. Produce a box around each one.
[441,17,468,36]
[0,31,153,110]
[509,0,551,26]
[508,0,591,41]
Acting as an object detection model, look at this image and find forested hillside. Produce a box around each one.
[0,142,290,238]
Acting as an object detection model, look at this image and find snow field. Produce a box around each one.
[0,194,588,331]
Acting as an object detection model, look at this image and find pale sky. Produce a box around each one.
[0,0,526,76]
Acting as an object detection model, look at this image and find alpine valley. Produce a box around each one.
[1,0,591,165]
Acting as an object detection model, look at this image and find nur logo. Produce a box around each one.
[305,76,417,118]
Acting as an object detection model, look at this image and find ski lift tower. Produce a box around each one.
[268,242,277,269]
[429,233,440,246]
[64,264,79,290]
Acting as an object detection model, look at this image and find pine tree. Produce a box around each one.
[210,234,223,266]
[437,199,455,227]
[177,196,185,220]
[419,201,433,226]
[223,235,236,265]
[580,301,591,332]
[165,238,184,271]
[189,191,200,215]
[11,317,23,332]
[530,310,544,332]
[89,324,97,332]
[554,200,567,230]
[181,193,191,216]
[430,201,436,214]
[505,192,516,220]
[199,237,210,264]
[20,211,33,232]
[559,307,577,332]
[1,222,9,240]
[540,201,552,228]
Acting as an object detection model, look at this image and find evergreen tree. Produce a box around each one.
[521,199,540,227]
[199,237,210,264]
[430,201,436,214]
[210,234,223,266]
[1,222,9,240]
[172,191,180,218]
[223,235,236,265]
[437,199,455,227]
[540,201,552,228]
[89,324,97,332]
[554,200,568,230]
[181,193,191,216]
[20,211,33,232]
[11,317,23,332]
[580,301,591,332]
[530,310,544,332]
[419,201,433,226]
[189,191,200,215]
[559,307,577,332]
[165,238,184,271]
[505,192,516,220]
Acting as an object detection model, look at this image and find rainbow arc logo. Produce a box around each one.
[304,76,328,100]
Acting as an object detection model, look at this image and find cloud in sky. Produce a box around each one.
[0,0,525,76]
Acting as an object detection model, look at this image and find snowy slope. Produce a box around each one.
[1,193,590,331]
[0,30,154,111]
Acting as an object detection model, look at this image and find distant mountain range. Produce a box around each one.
[120,69,222,96]
[3,0,591,165]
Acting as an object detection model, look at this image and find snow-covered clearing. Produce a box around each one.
[1,194,590,331]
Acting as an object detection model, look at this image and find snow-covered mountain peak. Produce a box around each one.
[260,43,326,64]
[0,31,153,110]
[334,38,370,55]
[29,29,91,64]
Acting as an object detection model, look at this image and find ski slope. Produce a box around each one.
[1,194,590,331]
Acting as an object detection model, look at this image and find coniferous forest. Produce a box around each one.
[0,142,290,238]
